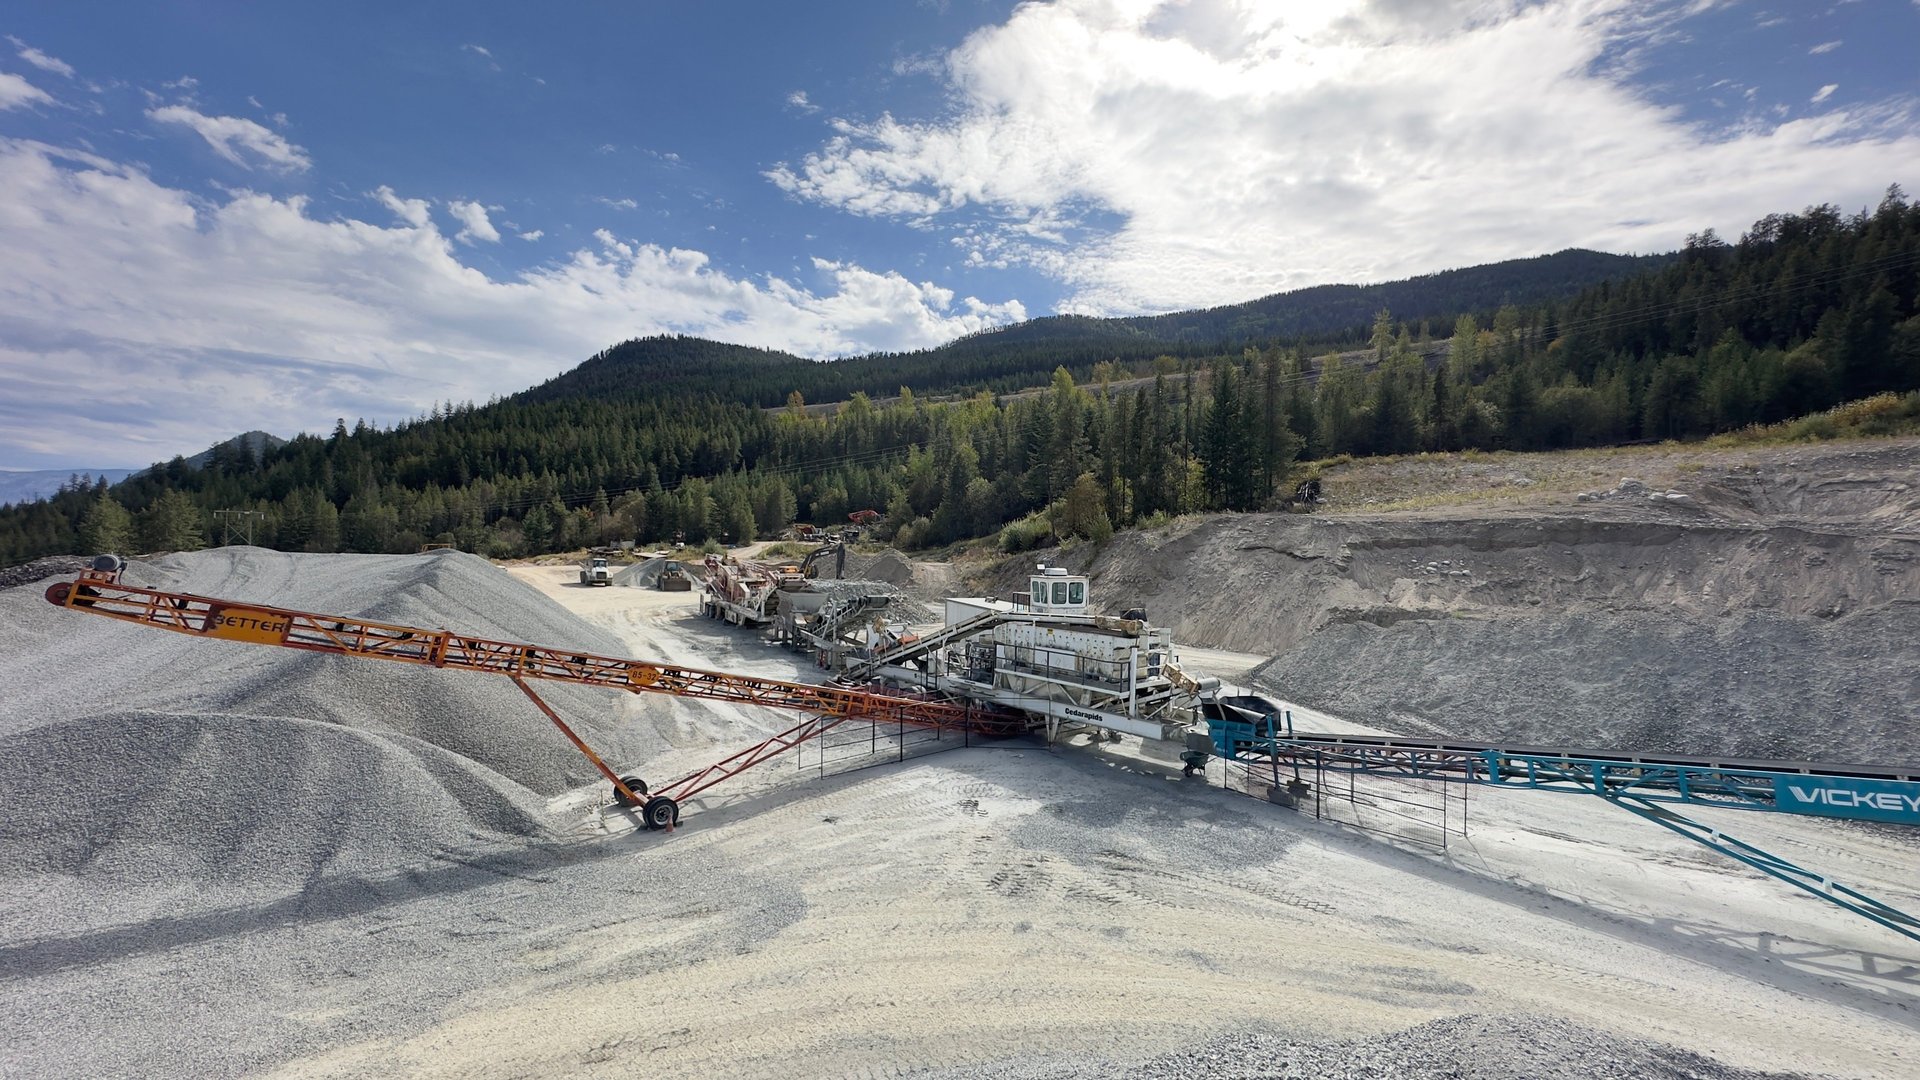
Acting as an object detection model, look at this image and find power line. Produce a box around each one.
[213,508,267,546]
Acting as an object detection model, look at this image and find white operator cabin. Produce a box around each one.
[943,564,1087,626]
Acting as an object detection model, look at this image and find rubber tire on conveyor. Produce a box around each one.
[613,775,649,807]
[642,796,680,830]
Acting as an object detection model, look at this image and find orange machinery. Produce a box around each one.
[45,562,1010,830]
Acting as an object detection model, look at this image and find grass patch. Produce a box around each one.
[1706,392,1920,447]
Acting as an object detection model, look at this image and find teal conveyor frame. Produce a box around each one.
[1205,718,1920,942]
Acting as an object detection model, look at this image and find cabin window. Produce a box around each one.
[1031,582,1046,605]
[1052,581,1069,605]
[1068,581,1085,606]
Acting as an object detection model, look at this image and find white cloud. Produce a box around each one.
[518,229,544,241]
[1811,83,1838,103]
[374,185,431,227]
[7,35,74,78]
[787,90,821,113]
[1808,40,1842,54]
[0,72,53,110]
[162,75,198,90]
[447,199,500,244]
[461,43,500,71]
[597,196,639,210]
[0,138,1023,465]
[770,0,1920,314]
[148,105,311,171]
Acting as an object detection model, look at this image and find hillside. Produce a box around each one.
[519,247,1665,410]
[1117,248,1673,344]
[1,188,1914,570]
[980,434,1920,765]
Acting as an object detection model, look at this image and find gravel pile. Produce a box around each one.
[806,577,935,624]
[611,555,687,587]
[0,546,668,936]
[0,553,91,589]
[1255,605,1920,763]
[925,1014,1814,1080]
[1578,475,1695,505]
[841,546,916,586]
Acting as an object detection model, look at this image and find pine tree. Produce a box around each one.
[137,490,205,553]
[78,495,134,555]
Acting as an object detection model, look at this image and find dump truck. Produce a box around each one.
[579,554,613,587]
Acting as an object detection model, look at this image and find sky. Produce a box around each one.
[1,0,1917,470]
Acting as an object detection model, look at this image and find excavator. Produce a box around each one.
[44,556,1014,831]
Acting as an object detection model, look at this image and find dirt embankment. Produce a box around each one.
[977,439,1920,763]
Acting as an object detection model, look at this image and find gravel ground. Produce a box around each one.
[924,1014,1819,1080]
[4,546,1916,1079]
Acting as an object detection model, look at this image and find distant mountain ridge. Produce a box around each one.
[1111,249,1674,343]
[0,469,137,507]
[0,430,287,508]
[525,247,1670,408]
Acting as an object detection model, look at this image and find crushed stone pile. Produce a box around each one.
[1254,605,1920,763]
[611,555,694,587]
[0,553,91,590]
[1015,480,1920,764]
[1578,475,1694,505]
[839,546,916,586]
[0,547,669,935]
[926,1013,1813,1080]
[802,577,935,624]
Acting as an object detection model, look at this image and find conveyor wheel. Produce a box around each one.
[613,775,648,807]
[641,795,681,830]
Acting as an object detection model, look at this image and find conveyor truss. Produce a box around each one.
[1206,716,1920,942]
[41,562,1920,945]
[45,567,1020,832]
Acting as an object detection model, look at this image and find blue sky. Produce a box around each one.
[1,0,1916,469]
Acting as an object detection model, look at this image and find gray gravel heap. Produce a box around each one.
[1255,605,1920,764]
[0,547,665,937]
[805,577,935,624]
[925,1014,1817,1080]
[0,553,90,589]
[841,546,916,585]
[612,555,692,587]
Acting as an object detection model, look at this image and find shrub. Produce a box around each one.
[999,513,1055,553]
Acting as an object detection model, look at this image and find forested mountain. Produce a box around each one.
[523,248,1665,411]
[2,188,1914,568]
[1115,248,1674,344]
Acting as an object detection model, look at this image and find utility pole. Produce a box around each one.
[213,508,266,546]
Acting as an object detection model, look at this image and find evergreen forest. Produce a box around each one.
[4,188,1917,568]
